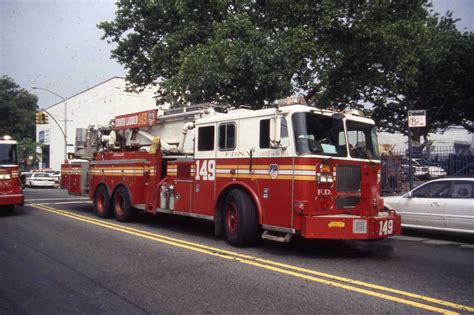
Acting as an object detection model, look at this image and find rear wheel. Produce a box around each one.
[93,185,112,218]
[224,189,259,247]
[113,186,136,222]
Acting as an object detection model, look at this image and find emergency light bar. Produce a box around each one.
[345,109,365,117]
[273,97,307,108]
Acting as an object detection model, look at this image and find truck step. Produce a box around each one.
[261,230,293,243]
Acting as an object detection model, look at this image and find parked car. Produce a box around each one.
[20,171,32,188]
[44,170,61,184]
[401,158,429,180]
[384,178,474,235]
[52,171,61,184]
[25,172,57,188]
[413,159,447,179]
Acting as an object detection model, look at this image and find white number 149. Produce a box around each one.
[379,220,394,236]
[195,160,216,181]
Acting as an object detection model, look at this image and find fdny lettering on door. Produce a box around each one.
[195,160,216,181]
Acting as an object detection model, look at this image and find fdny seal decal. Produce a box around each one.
[269,164,279,179]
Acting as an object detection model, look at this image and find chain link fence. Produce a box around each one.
[380,146,474,195]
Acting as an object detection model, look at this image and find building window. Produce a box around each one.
[198,126,215,151]
[219,123,236,151]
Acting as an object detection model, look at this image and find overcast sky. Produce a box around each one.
[1,0,473,108]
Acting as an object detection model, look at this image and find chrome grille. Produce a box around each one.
[336,165,361,192]
[336,196,360,209]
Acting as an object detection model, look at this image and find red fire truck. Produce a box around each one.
[0,135,24,212]
[62,97,401,246]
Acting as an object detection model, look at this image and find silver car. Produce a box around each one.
[384,178,474,235]
[25,172,57,188]
[401,158,430,180]
[413,159,447,179]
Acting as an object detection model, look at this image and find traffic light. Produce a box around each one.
[35,112,42,124]
[34,112,49,124]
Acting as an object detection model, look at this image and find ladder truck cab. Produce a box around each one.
[62,97,401,246]
[0,135,24,212]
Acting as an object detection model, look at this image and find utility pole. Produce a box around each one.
[407,128,414,191]
[407,110,427,191]
[31,86,68,161]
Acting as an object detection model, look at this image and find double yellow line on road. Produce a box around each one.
[32,203,473,315]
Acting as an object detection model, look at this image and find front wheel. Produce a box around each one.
[93,185,112,218]
[224,189,259,247]
[113,186,136,222]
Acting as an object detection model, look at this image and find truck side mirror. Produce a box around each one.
[270,115,281,149]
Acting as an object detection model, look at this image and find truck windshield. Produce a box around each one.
[292,112,347,157]
[345,120,380,159]
[0,144,18,165]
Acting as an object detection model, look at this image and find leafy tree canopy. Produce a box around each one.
[99,0,473,140]
[0,76,38,140]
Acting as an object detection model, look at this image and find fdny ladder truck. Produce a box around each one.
[62,97,401,246]
[0,135,24,212]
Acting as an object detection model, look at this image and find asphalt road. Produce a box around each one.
[1,188,473,314]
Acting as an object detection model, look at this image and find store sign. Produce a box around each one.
[114,109,157,130]
[44,129,50,144]
[39,130,44,143]
[408,110,426,128]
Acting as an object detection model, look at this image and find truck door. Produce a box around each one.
[192,124,217,217]
[245,117,294,229]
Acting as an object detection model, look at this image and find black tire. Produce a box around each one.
[93,185,112,218]
[224,189,259,247]
[112,186,136,222]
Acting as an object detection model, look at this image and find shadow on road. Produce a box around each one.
[401,228,474,244]
[0,207,27,217]
[138,212,396,260]
[30,200,399,260]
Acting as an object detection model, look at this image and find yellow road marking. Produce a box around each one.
[32,204,473,314]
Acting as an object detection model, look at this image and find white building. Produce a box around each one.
[378,128,473,153]
[36,77,157,170]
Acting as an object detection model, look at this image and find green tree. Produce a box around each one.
[0,76,38,140]
[18,138,42,167]
[357,11,474,142]
[99,1,473,140]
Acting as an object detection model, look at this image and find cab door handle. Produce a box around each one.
[431,202,440,206]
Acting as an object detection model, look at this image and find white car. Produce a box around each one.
[413,159,447,179]
[44,170,61,184]
[25,172,57,188]
[401,159,429,179]
[384,178,474,235]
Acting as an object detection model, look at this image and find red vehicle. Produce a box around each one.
[62,98,401,246]
[0,135,24,212]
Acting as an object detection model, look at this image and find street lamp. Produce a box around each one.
[31,86,68,161]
